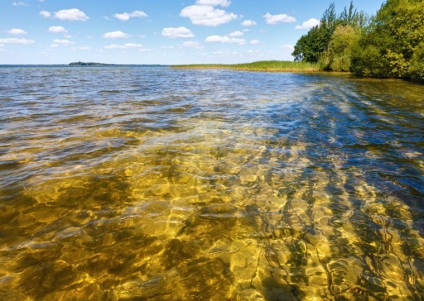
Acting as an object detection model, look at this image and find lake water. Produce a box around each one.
[0,66,423,300]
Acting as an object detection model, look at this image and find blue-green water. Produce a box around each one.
[0,67,423,300]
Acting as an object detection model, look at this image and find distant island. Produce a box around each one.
[69,62,112,66]
[68,62,168,68]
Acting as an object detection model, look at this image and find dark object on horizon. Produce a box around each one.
[69,61,110,66]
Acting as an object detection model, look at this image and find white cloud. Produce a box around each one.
[229,31,243,37]
[13,2,28,6]
[105,43,144,49]
[295,18,320,30]
[0,38,34,44]
[40,10,51,18]
[195,0,230,6]
[103,31,129,39]
[263,13,296,25]
[71,46,90,50]
[114,10,148,21]
[48,26,68,33]
[7,28,27,35]
[54,8,89,21]
[241,20,256,26]
[162,27,194,38]
[52,39,74,46]
[41,9,88,21]
[104,44,152,52]
[205,35,245,45]
[180,5,237,27]
[183,41,203,49]
[250,39,259,45]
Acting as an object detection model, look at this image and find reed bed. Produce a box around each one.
[172,60,320,72]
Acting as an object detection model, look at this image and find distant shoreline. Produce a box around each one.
[0,64,168,67]
[0,60,322,73]
[69,62,111,66]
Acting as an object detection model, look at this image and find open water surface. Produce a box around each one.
[0,66,423,300]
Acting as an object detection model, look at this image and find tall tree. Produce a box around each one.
[292,3,336,63]
[292,2,368,64]
[351,0,424,80]
[292,26,329,63]
[320,25,361,71]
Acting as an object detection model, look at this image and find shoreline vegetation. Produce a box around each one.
[172,61,320,72]
[291,1,424,83]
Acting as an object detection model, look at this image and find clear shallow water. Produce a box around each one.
[0,66,423,300]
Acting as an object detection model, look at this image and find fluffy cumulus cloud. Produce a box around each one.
[41,9,88,21]
[162,27,194,38]
[48,26,68,33]
[105,43,144,49]
[263,13,296,25]
[229,31,243,37]
[241,20,256,26]
[0,38,34,44]
[52,39,74,46]
[54,8,89,21]
[182,41,203,49]
[205,35,245,45]
[250,39,259,45]
[180,0,237,27]
[40,10,51,18]
[295,18,320,30]
[7,28,27,35]
[103,31,129,39]
[195,0,230,6]
[13,2,28,6]
[114,10,148,21]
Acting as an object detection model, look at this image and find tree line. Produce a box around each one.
[292,0,424,83]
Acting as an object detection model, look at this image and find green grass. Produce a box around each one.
[172,60,320,72]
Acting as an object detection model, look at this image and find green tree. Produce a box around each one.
[320,25,360,71]
[292,26,328,63]
[292,2,369,65]
[351,0,424,80]
[292,3,336,63]
[408,42,424,82]
[339,2,369,28]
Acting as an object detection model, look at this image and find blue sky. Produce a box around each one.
[1,0,383,64]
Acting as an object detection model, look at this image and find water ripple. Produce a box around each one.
[0,67,423,300]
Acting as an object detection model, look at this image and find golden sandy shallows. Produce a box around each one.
[1,123,423,300]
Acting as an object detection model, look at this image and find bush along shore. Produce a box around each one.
[172,61,320,72]
[292,0,424,83]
